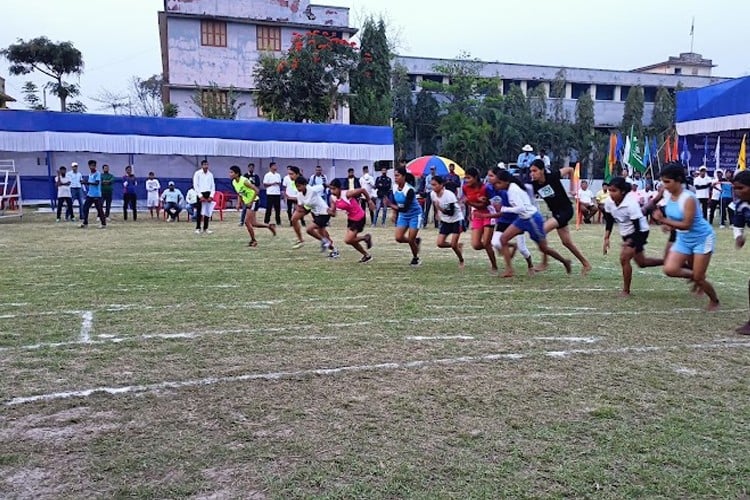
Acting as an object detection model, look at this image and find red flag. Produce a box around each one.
[665,136,673,162]
[672,133,679,164]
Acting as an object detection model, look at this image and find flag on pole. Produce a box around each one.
[644,135,652,167]
[738,134,747,171]
[714,135,721,171]
[672,133,679,164]
[625,126,646,173]
[665,135,672,162]
[604,151,612,183]
[608,133,617,170]
[680,136,691,166]
[702,136,709,166]
[690,17,695,36]
[616,132,624,161]
[571,162,581,229]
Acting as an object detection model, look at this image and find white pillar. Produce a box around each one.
[565,83,572,99]
[614,86,622,102]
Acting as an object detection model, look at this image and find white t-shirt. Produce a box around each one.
[430,189,463,223]
[296,184,328,215]
[186,188,198,204]
[577,188,594,205]
[68,171,83,189]
[360,173,376,197]
[693,175,712,199]
[604,192,649,237]
[535,154,551,168]
[56,174,72,198]
[283,175,298,199]
[146,178,161,194]
[263,172,282,195]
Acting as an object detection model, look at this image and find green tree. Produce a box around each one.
[350,17,391,125]
[413,89,440,155]
[254,30,358,122]
[503,84,530,119]
[421,51,498,116]
[550,69,567,123]
[621,85,645,137]
[650,86,675,137]
[527,84,547,119]
[21,81,46,110]
[65,100,87,113]
[2,37,84,112]
[131,75,164,117]
[575,92,595,172]
[391,64,414,160]
[190,82,245,120]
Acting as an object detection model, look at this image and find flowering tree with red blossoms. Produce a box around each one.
[254,31,358,122]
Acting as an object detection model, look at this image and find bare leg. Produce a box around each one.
[620,246,635,295]
[244,215,257,243]
[691,253,720,310]
[407,228,420,258]
[557,226,592,275]
[538,238,572,274]
[291,206,306,242]
[499,225,523,277]
[482,225,498,271]
[737,278,750,334]
[345,230,368,257]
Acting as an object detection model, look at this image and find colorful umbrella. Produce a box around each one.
[406,156,465,177]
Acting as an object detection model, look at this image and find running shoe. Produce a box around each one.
[410,257,421,267]
[359,254,373,264]
[321,238,330,252]
[328,249,340,259]
[204,229,214,235]
[194,229,202,234]
[292,240,304,249]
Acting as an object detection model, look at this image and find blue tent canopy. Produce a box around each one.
[0,110,394,161]
[676,76,750,136]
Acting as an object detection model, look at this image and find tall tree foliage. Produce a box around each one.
[391,64,415,160]
[190,82,245,120]
[650,86,675,137]
[575,92,595,170]
[413,89,440,155]
[527,84,547,119]
[621,85,645,137]
[21,81,46,110]
[350,17,391,125]
[2,37,84,112]
[254,30,358,122]
[420,52,499,116]
[550,69,567,123]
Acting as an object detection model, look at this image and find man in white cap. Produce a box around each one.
[516,145,535,183]
[68,162,84,221]
[161,181,184,222]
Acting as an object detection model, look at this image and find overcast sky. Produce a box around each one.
[2,0,748,112]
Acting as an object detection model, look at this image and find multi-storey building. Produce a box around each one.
[158,0,356,122]
[395,52,727,128]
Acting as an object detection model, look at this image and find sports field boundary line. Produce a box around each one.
[6,340,750,406]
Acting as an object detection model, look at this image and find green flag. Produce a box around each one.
[626,127,646,174]
[604,151,612,182]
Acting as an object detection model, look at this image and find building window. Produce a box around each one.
[201,89,229,114]
[503,79,524,95]
[257,26,281,52]
[620,86,631,101]
[674,68,682,75]
[571,83,590,100]
[595,85,615,101]
[201,20,227,47]
[643,86,658,103]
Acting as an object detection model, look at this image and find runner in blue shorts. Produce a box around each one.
[493,169,572,277]
[386,167,424,267]
[653,163,719,310]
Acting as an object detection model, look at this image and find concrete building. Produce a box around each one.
[633,52,715,77]
[0,77,16,109]
[158,0,356,122]
[395,54,727,128]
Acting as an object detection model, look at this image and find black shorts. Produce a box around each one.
[312,214,331,227]
[347,218,366,232]
[623,230,649,253]
[669,229,676,243]
[495,221,511,232]
[439,221,462,235]
[551,205,574,229]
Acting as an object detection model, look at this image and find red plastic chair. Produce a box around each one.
[212,191,226,221]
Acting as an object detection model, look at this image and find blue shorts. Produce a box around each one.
[672,232,715,255]
[397,211,423,230]
[512,212,546,244]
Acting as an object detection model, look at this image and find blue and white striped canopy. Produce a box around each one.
[676,76,750,136]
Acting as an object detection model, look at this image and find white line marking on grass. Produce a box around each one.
[535,337,600,344]
[7,341,750,406]
[675,367,698,376]
[405,336,475,341]
[79,311,93,343]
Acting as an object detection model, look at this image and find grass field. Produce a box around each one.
[1,210,750,499]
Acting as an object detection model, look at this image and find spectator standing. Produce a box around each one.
[193,160,216,234]
[263,162,282,225]
[146,172,162,218]
[421,166,438,228]
[535,148,551,168]
[360,165,376,223]
[68,162,84,221]
[374,166,392,226]
[720,170,735,228]
[122,165,138,221]
[239,162,261,226]
[55,166,73,222]
[100,164,115,220]
[80,160,106,229]
[444,163,461,195]
[693,166,712,220]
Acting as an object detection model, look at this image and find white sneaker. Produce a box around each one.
[195,229,202,234]
[204,229,213,234]
[720,225,726,229]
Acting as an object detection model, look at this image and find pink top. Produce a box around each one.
[334,190,365,221]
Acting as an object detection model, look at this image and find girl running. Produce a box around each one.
[294,176,339,258]
[462,167,498,274]
[652,163,719,310]
[731,170,750,333]
[386,167,423,266]
[529,159,592,275]
[494,169,572,276]
[328,179,374,263]
[602,176,664,296]
[485,167,534,275]
[229,166,276,246]
[429,175,465,268]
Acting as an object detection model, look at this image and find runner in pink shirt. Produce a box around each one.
[328,179,375,263]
